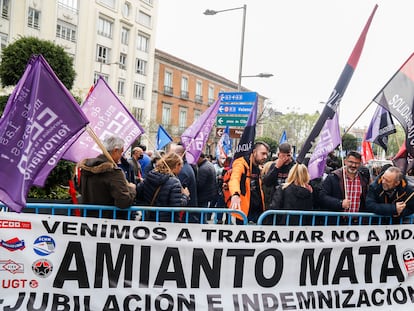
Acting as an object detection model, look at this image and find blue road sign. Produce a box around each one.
[218,104,253,115]
[219,92,257,103]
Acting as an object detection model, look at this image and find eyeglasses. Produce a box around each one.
[346,160,361,166]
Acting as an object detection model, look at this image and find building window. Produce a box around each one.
[98,16,113,38]
[58,0,78,13]
[180,76,189,99]
[141,0,153,5]
[1,0,10,19]
[164,71,173,96]
[137,33,149,52]
[119,53,127,70]
[137,10,151,28]
[195,81,203,103]
[162,104,171,126]
[132,107,144,122]
[122,2,130,18]
[56,20,77,42]
[94,72,108,83]
[179,108,187,132]
[208,85,215,105]
[117,79,125,96]
[194,109,201,121]
[121,27,129,45]
[133,82,145,100]
[135,58,147,75]
[96,45,110,63]
[28,7,40,29]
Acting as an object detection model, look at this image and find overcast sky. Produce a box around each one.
[155,0,414,129]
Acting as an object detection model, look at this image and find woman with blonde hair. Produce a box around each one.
[268,163,314,224]
[136,152,190,222]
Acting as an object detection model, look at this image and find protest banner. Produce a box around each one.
[1,212,414,310]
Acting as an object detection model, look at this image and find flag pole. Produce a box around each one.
[85,126,116,166]
[343,101,373,136]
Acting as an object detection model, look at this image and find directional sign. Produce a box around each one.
[218,104,253,115]
[216,127,244,138]
[219,92,257,103]
[216,116,248,127]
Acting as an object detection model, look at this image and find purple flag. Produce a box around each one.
[307,113,341,179]
[297,5,377,163]
[233,94,258,160]
[63,77,145,163]
[181,97,221,164]
[0,55,89,212]
[365,105,396,151]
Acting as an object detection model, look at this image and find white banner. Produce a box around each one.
[1,212,414,310]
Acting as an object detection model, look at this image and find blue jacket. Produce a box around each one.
[366,173,414,216]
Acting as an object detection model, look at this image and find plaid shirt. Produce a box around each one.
[346,174,362,213]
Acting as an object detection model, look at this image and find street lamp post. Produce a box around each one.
[204,4,246,91]
[241,73,274,78]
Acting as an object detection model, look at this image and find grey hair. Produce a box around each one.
[102,135,125,152]
[385,166,403,182]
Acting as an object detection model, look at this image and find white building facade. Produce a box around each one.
[0,0,158,125]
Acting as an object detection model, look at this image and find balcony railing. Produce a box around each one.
[164,86,173,96]
[180,90,189,100]
[195,95,203,104]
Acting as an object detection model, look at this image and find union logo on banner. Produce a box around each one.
[403,249,414,275]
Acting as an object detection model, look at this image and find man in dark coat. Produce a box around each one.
[197,153,218,222]
[319,151,369,213]
[79,136,137,219]
[366,166,414,217]
[263,143,295,198]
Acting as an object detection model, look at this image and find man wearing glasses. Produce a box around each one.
[319,151,369,213]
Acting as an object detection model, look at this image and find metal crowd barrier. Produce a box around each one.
[257,210,414,226]
[3,203,414,226]
[1,203,248,224]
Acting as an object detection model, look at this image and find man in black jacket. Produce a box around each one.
[366,166,414,217]
[319,151,369,213]
[263,143,295,198]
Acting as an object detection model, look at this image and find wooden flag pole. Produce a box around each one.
[85,125,116,166]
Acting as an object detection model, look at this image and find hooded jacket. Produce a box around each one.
[136,170,189,222]
[79,154,136,209]
[366,172,414,216]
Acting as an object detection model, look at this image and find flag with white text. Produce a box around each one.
[0,55,89,212]
[307,113,341,179]
[181,97,221,164]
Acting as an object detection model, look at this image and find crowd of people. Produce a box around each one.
[77,135,414,224]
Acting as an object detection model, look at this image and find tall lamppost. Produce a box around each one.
[204,4,246,91]
[241,73,274,79]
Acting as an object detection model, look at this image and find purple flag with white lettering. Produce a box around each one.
[62,77,145,163]
[307,113,341,179]
[0,55,89,212]
[181,97,221,164]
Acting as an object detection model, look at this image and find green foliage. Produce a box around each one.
[261,108,320,151]
[0,36,76,89]
[0,95,8,115]
[255,136,278,157]
[342,133,358,153]
[27,160,75,199]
